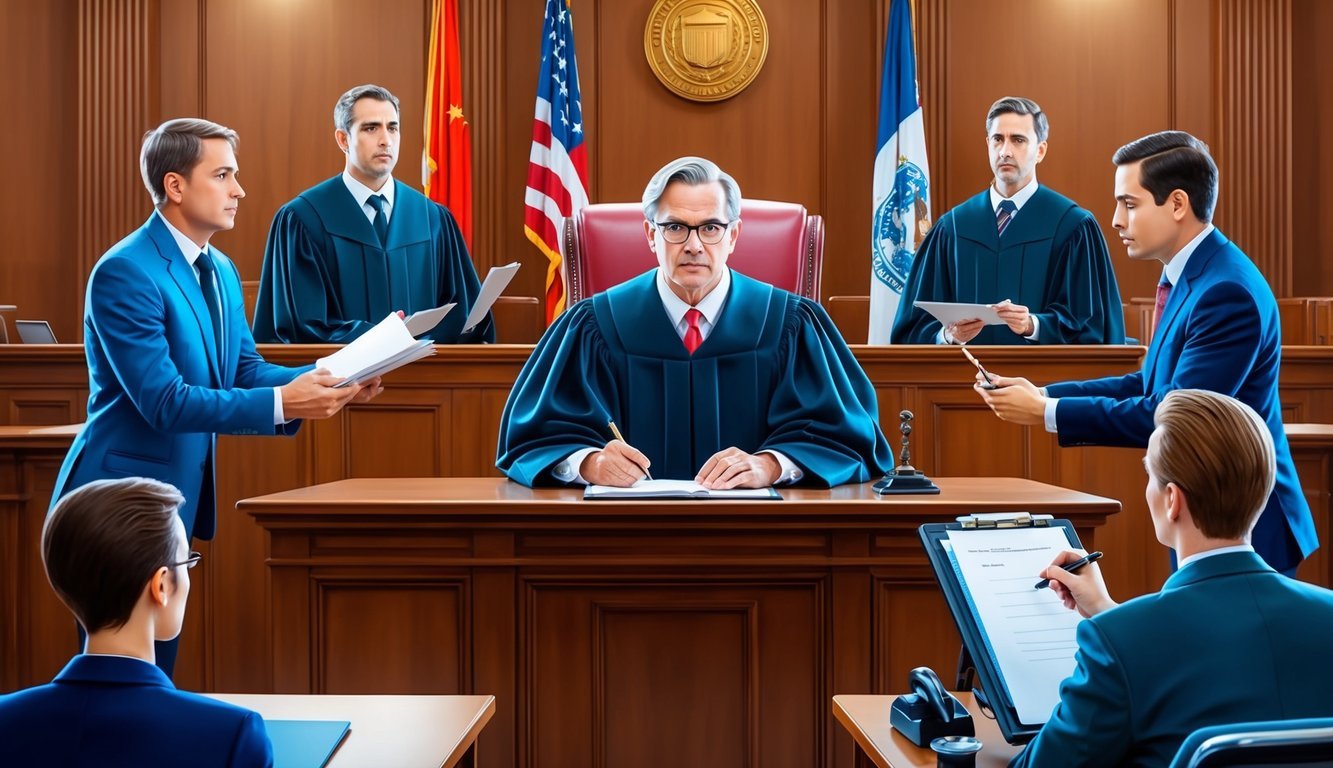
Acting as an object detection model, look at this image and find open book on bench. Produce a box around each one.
[584,479,781,500]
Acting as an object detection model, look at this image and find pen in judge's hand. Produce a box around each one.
[607,421,653,481]
[1034,551,1103,590]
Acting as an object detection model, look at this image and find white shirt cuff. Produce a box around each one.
[760,450,804,485]
[1025,315,1041,341]
[553,447,600,485]
[937,327,954,345]
[273,387,286,425]
[1043,395,1059,434]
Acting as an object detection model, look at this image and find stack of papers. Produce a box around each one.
[463,262,521,333]
[584,479,781,500]
[913,301,1005,326]
[317,313,435,388]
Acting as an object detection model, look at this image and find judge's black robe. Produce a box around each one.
[890,186,1125,345]
[496,270,892,487]
[251,176,494,344]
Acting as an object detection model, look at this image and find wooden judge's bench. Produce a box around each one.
[2,344,1331,768]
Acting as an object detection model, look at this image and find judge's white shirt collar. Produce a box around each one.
[1161,223,1216,287]
[989,179,1040,213]
[342,171,396,223]
[656,266,732,342]
[154,208,207,270]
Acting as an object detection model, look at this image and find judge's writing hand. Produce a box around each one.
[947,318,984,344]
[350,376,384,404]
[280,369,363,420]
[990,299,1035,337]
[695,447,780,490]
[1041,549,1117,618]
[974,373,1046,425]
[581,440,652,488]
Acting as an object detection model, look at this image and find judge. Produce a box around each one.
[252,84,493,344]
[891,97,1125,345]
[497,157,891,489]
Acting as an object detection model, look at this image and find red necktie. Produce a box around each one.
[1154,278,1172,326]
[683,308,703,354]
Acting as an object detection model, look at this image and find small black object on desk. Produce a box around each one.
[889,667,975,747]
[874,410,941,495]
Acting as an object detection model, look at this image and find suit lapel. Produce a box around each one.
[147,216,222,383]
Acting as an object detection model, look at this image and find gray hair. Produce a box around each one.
[985,96,1049,143]
[140,118,238,206]
[334,84,401,134]
[641,157,743,222]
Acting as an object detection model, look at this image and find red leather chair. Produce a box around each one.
[562,200,824,304]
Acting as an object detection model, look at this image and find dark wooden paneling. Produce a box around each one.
[0,0,81,342]
[1292,0,1333,297]
[1218,0,1292,295]
[320,580,466,694]
[8,0,1331,343]
[526,580,821,768]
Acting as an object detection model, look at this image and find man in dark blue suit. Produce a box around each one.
[978,131,1317,574]
[1011,390,1333,767]
[52,118,382,676]
[0,478,273,767]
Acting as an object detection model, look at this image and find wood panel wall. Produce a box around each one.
[2,0,1331,342]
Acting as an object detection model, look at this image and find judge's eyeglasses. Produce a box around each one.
[653,220,735,245]
[168,552,203,570]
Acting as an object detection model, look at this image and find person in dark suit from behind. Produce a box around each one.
[1011,390,1333,767]
[0,478,273,767]
[977,131,1316,575]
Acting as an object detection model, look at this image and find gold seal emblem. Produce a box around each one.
[645,0,769,103]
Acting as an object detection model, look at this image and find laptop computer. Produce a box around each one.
[15,320,58,344]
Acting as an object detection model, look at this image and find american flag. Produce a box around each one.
[524,0,589,324]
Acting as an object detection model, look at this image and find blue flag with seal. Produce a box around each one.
[869,0,931,344]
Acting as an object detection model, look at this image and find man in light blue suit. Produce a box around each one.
[1012,390,1333,767]
[52,118,381,676]
[0,478,273,767]
[977,131,1316,574]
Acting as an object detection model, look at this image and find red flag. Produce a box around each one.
[423,0,472,248]
[524,0,589,324]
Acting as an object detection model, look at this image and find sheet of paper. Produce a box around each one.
[404,303,456,337]
[913,301,1006,327]
[943,527,1082,725]
[316,313,435,387]
[463,262,521,332]
[585,479,777,499]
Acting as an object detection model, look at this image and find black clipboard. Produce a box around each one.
[919,513,1084,745]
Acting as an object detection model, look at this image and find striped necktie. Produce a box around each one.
[996,199,1017,236]
[1153,276,1172,327]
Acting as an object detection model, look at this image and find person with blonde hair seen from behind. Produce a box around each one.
[0,478,273,767]
[1011,390,1333,767]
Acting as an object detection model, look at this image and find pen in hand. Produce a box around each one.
[607,421,653,481]
[1034,551,1104,590]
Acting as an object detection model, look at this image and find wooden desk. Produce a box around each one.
[207,693,495,768]
[238,477,1116,768]
[833,693,1019,768]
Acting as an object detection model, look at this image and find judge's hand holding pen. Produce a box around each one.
[581,440,653,487]
[1039,549,1118,619]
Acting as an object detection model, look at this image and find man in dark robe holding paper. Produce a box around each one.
[497,157,891,489]
[891,97,1125,345]
[252,84,494,344]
